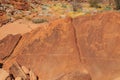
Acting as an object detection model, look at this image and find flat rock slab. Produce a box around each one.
[73,11,120,80]
[12,18,88,80]
[3,11,120,80]
[0,19,47,40]
[0,34,21,62]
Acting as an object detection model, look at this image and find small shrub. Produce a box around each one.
[104,6,112,11]
[62,4,67,8]
[89,0,101,8]
[32,18,48,24]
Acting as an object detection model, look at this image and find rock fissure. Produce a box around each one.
[71,19,82,63]
[3,35,22,63]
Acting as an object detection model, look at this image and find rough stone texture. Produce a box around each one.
[2,11,120,80]
[15,77,23,80]
[11,18,89,80]
[0,34,21,62]
[0,69,9,80]
[29,70,37,80]
[55,71,91,80]
[73,11,120,80]
[9,62,27,79]
[21,66,29,75]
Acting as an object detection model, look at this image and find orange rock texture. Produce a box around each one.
[0,11,120,80]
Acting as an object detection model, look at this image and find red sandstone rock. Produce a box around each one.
[2,11,120,80]
[73,11,120,80]
[9,62,27,79]
[10,17,89,80]
[56,71,91,80]
[0,34,21,62]
[0,69,9,80]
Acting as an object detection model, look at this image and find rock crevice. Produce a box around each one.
[0,11,120,80]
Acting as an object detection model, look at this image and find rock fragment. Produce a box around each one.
[29,70,37,80]
[0,34,21,62]
[15,77,23,80]
[6,76,12,80]
[21,66,29,75]
[0,69,9,80]
[9,62,27,79]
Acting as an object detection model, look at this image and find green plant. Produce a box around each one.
[32,18,48,24]
[62,4,67,8]
[104,6,112,11]
[89,0,101,8]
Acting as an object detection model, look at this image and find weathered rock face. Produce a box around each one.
[0,34,21,62]
[11,18,89,80]
[73,11,120,80]
[56,71,91,80]
[1,11,120,80]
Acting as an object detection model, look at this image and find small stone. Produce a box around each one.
[0,69,9,80]
[6,76,12,80]
[21,66,29,75]
[29,70,37,80]
[9,62,27,79]
[15,77,22,80]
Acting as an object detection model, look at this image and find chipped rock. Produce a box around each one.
[29,70,37,80]
[15,77,23,80]
[9,62,27,79]
[0,69,9,80]
[22,66,29,75]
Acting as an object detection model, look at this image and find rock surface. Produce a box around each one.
[0,69,9,80]
[56,71,91,80]
[11,17,87,80]
[9,62,27,79]
[0,11,120,80]
[73,11,120,80]
[0,34,21,62]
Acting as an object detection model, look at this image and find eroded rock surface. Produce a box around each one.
[0,69,9,80]
[1,11,120,80]
[10,17,88,80]
[73,11,120,80]
[55,71,91,80]
[0,34,21,62]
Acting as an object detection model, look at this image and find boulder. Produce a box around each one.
[9,62,27,79]
[2,11,120,80]
[0,34,21,62]
[11,17,89,80]
[73,11,120,80]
